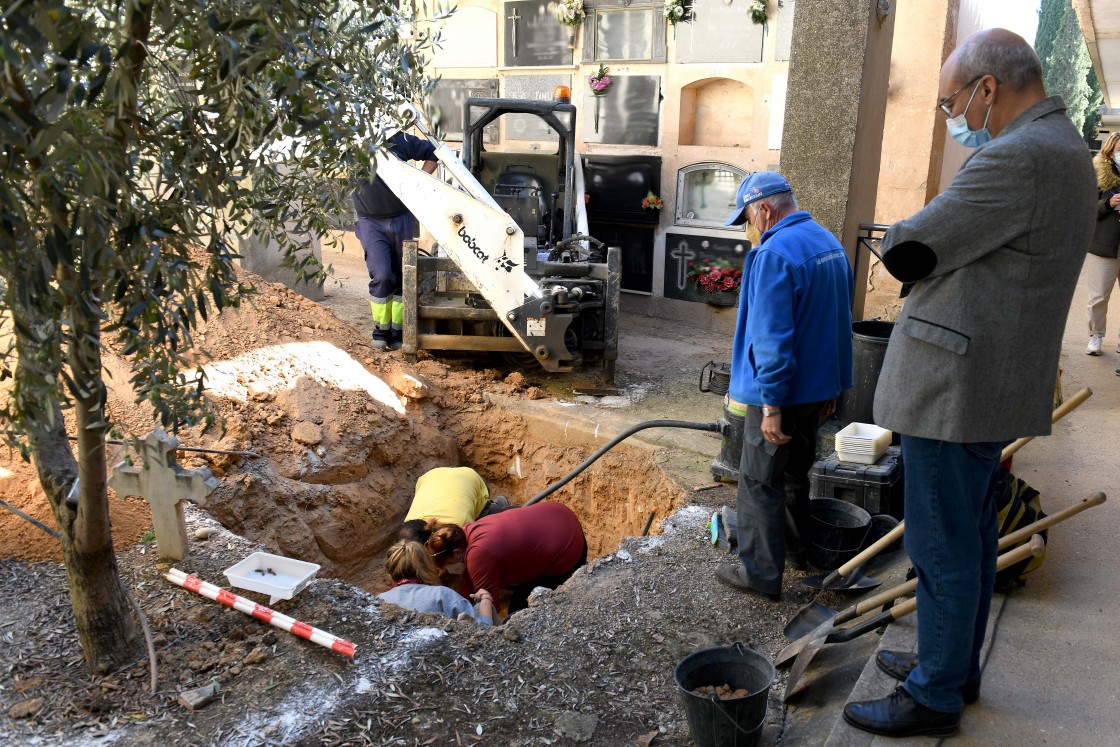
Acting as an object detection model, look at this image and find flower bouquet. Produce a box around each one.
[664,0,688,26]
[642,191,663,210]
[688,257,742,295]
[749,0,768,25]
[588,64,612,96]
[555,0,585,27]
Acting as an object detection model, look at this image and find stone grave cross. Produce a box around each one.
[108,429,221,561]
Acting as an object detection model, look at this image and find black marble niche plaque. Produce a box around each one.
[662,231,750,304]
[582,75,660,146]
[504,0,571,67]
[426,78,499,143]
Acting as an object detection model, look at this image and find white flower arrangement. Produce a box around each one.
[664,0,685,25]
[749,0,768,25]
[555,0,585,28]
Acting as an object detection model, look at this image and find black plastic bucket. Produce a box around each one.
[700,361,732,395]
[710,401,744,483]
[808,498,872,571]
[864,514,903,556]
[839,320,894,428]
[675,642,775,747]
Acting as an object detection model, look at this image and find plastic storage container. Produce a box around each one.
[810,446,904,519]
[834,422,892,465]
[223,552,321,605]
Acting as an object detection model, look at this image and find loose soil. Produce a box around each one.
[0,258,816,745]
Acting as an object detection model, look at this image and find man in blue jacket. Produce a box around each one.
[716,171,854,601]
[353,132,438,350]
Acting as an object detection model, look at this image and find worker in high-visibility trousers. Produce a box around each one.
[352,132,437,350]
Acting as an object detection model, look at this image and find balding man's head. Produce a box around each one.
[946,28,1043,92]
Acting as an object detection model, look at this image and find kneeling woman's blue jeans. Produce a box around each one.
[902,435,1006,713]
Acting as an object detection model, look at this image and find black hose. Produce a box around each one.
[523,419,723,506]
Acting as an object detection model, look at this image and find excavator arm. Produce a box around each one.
[373,110,586,371]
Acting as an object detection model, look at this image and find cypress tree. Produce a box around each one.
[1036,0,1103,143]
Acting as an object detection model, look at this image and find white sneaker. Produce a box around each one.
[1087,336,1102,356]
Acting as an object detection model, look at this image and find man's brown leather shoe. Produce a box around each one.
[876,650,981,705]
[843,685,960,738]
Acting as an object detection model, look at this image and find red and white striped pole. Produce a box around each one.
[165,568,355,658]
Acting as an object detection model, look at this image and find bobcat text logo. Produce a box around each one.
[458,226,489,263]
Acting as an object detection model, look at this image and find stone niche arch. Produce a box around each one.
[678,77,753,147]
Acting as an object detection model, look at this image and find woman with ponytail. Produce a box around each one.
[378,540,495,625]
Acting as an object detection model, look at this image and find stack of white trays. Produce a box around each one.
[835,422,893,465]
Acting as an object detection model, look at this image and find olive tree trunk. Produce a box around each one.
[24,322,143,674]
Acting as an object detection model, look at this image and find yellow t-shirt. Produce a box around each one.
[404,467,489,527]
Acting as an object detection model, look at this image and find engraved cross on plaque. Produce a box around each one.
[669,240,697,291]
[507,7,522,58]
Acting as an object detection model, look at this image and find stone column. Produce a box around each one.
[778,0,897,319]
[863,0,958,321]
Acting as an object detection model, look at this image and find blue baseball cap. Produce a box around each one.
[725,171,793,226]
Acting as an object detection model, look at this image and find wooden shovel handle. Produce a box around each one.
[821,520,906,588]
[998,491,1106,548]
[838,535,1047,638]
[838,494,1105,623]
[1001,387,1092,461]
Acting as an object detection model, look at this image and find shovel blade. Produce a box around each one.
[776,616,835,668]
[783,601,837,641]
[783,634,828,701]
[800,565,881,592]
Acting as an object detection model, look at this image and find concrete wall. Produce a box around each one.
[867,0,959,322]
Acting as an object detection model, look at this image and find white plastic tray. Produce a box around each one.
[835,422,892,465]
[223,552,321,605]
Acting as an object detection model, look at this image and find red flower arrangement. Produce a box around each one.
[687,257,742,294]
[641,191,663,210]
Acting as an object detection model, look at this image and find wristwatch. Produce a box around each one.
[761,406,781,418]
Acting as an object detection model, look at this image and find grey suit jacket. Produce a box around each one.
[873,96,1095,442]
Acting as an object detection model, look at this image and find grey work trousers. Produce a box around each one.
[734,401,825,595]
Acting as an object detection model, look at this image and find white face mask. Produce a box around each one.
[444,561,466,575]
[1113,153,1120,167]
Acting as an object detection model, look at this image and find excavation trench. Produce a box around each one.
[200,392,687,595]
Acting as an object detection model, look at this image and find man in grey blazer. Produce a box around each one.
[843,29,1096,738]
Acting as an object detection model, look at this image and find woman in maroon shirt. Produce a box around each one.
[427,501,587,614]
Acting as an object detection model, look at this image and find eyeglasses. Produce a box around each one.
[937,74,984,117]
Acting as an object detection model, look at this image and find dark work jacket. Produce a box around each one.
[352,133,436,219]
[1090,155,1120,259]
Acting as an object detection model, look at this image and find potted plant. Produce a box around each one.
[687,257,742,306]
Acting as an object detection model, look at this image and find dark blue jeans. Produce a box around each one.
[901,435,1006,713]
